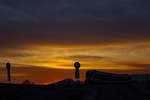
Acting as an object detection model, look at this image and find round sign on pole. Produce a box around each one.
[74,62,80,79]
[6,63,11,69]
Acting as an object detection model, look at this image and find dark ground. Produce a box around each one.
[0,82,150,100]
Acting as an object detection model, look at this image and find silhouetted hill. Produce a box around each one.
[1,80,150,100]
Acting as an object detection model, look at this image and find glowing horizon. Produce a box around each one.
[0,0,150,84]
[0,43,150,70]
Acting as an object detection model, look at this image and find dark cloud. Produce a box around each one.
[66,55,105,59]
[0,0,150,49]
[58,55,106,61]
[0,52,33,58]
[0,22,150,50]
[127,64,150,68]
[118,62,150,68]
[0,0,150,22]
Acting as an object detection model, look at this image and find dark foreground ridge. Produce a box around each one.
[1,70,150,100]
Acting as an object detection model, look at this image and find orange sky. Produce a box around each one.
[0,42,150,84]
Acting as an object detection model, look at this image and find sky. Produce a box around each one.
[0,0,150,84]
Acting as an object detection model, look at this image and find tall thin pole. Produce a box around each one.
[6,63,11,82]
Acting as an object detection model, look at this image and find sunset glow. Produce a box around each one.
[0,0,150,84]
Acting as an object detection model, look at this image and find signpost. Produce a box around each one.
[6,63,11,82]
[74,62,80,79]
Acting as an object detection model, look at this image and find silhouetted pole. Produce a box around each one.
[6,63,11,82]
[74,62,80,79]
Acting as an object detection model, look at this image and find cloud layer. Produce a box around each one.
[0,0,150,49]
[0,0,150,22]
[0,0,150,81]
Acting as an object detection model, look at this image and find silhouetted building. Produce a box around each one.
[85,70,132,84]
[6,62,11,82]
[74,62,80,79]
[131,74,150,82]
